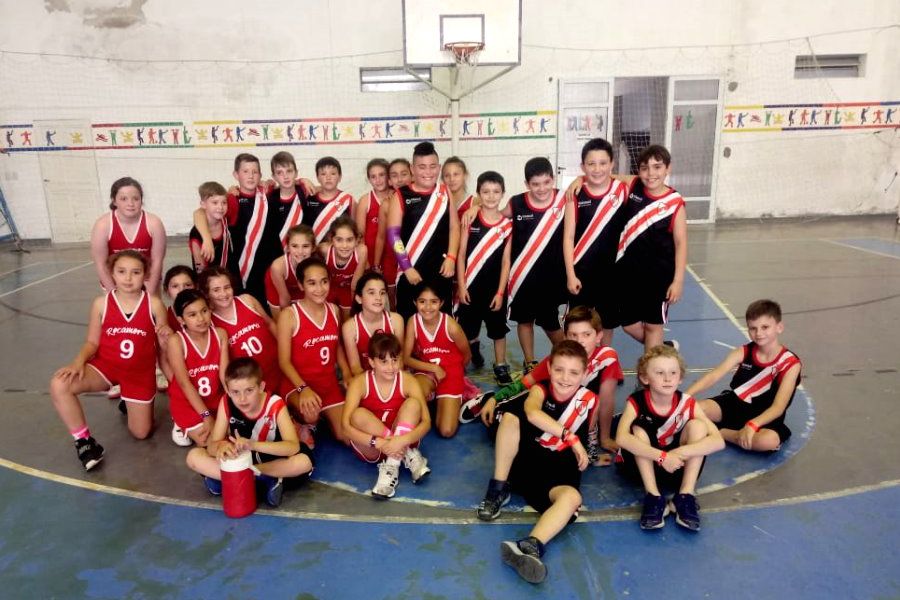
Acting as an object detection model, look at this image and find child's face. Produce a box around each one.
[111,256,145,292]
[369,353,401,380]
[638,157,670,193]
[368,166,389,192]
[205,275,234,309]
[331,226,357,259]
[414,289,442,320]
[412,154,440,189]
[526,173,555,203]
[301,265,330,304]
[273,164,298,191]
[201,194,228,222]
[234,161,261,193]
[179,298,211,334]
[565,321,600,354]
[549,355,586,399]
[747,315,783,348]
[389,163,411,188]
[316,166,341,192]
[226,376,265,414]
[356,279,387,313]
[287,234,315,263]
[112,185,143,218]
[639,356,683,396]
[441,163,466,194]
[478,182,504,211]
[166,273,195,299]
[581,150,613,188]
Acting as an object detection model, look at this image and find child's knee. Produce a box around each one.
[185,447,206,472]
[555,486,582,512]
[288,453,313,477]
[438,420,458,438]
[683,419,707,442]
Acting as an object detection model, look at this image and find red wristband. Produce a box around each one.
[746,421,760,432]
[444,253,456,262]
[657,451,667,465]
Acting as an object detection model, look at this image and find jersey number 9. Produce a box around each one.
[119,339,134,360]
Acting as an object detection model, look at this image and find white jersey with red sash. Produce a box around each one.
[307,192,352,243]
[463,213,512,290]
[573,179,627,266]
[360,370,406,423]
[399,183,451,280]
[108,210,153,261]
[234,187,268,286]
[533,385,597,452]
[507,189,567,303]
[628,389,695,449]
[730,342,801,407]
[354,311,394,365]
[276,190,305,246]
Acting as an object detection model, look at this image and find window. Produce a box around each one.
[794,54,865,79]
[360,67,432,92]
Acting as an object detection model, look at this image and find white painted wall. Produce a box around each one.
[0,0,897,239]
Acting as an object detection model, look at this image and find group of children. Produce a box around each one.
[50,138,802,585]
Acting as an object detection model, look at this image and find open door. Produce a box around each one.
[557,78,613,189]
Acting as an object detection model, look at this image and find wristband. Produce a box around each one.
[746,421,760,432]
[560,428,570,441]
[443,253,456,262]
[296,384,308,395]
[369,435,377,448]
[387,226,412,271]
[657,451,667,466]
[199,410,212,419]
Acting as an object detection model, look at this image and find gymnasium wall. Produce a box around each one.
[0,0,898,240]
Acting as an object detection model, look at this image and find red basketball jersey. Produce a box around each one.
[264,253,304,308]
[108,210,153,262]
[166,305,180,333]
[354,311,394,365]
[360,370,406,423]
[413,312,464,371]
[211,296,282,391]
[362,191,381,266]
[94,291,158,375]
[325,245,359,308]
[290,302,341,381]
[168,329,223,412]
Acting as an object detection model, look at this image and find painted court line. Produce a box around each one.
[822,238,900,261]
[686,265,748,334]
[0,261,92,299]
[0,262,44,278]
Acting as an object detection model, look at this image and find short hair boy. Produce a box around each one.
[189,181,230,273]
[303,156,352,243]
[688,299,801,451]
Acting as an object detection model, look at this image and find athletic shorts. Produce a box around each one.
[615,420,707,492]
[87,358,156,404]
[417,363,464,399]
[710,390,792,444]
[256,442,315,489]
[568,270,620,330]
[169,389,222,431]
[456,295,510,341]
[509,442,582,513]
[509,288,563,331]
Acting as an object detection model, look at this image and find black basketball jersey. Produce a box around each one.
[225,392,286,463]
[615,179,684,281]
[508,192,565,289]
[573,179,627,276]
[188,225,227,272]
[227,192,258,269]
[627,389,695,450]
[729,342,801,410]
[525,384,597,453]
[398,185,451,277]
[463,212,510,297]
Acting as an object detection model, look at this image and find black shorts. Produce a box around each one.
[396,273,453,320]
[509,286,563,331]
[456,293,510,341]
[568,271,620,330]
[509,443,582,513]
[615,422,706,492]
[710,391,792,444]
[617,284,669,327]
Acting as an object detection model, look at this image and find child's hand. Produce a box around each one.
[297,388,322,423]
[738,425,756,450]
[433,365,447,381]
[660,451,685,473]
[489,294,504,311]
[460,205,479,228]
[573,441,589,471]
[404,267,422,285]
[299,178,318,196]
[54,362,85,383]
[380,435,407,459]
[458,286,470,305]
[215,440,237,461]
[565,177,583,203]
[666,279,684,304]
[229,432,253,453]
[439,257,455,278]
[480,397,498,427]
[567,275,582,295]
[200,239,215,262]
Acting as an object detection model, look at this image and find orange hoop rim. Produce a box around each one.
[443,41,484,65]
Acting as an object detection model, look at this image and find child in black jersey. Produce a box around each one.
[455,171,513,385]
[189,182,230,273]
[477,341,596,584]
[616,345,723,531]
[186,357,312,508]
[688,299,802,452]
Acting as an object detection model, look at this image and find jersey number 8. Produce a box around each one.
[197,377,212,397]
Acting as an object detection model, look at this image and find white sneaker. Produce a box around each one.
[107,385,121,400]
[371,462,399,499]
[171,424,192,447]
[403,447,431,484]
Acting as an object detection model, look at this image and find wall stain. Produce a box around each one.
[44,0,147,29]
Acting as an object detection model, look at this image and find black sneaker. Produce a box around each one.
[500,537,547,584]
[476,478,510,521]
[460,392,491,424]
[470,341,485,369]
[75,437,105,471]
[640,493,669,530]
[523,360,539,374]
[493,363,513,386]
[203,476,222,496]
[257,474,284,507]
[117,399,127,415]
[672,493,701,531]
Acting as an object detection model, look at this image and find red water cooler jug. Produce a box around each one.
[220,451,257,518]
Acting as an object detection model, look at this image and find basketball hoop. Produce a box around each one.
[444,41,484,66]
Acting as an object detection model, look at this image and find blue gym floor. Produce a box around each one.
[1,217,899,599]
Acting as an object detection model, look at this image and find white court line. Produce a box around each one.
[0,262,44,278]
[686,265,749,335]
[0,261,92,299]
[713,339,736,349]
[821,239,900,261]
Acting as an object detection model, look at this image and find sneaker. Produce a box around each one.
[500,537,547,584]
[493,363,513,386]
[203,476,222,496]
[107,385,121,400]
[470,341,485,369]
[297,423,317,450]
[171,424,192,447]
[523,360,539,374]
[257,474,284,507]
[156,369,169,392]
[75,437,105,471]
[403,447,431,483]
[672,493,701,531]
[476,478,510,521]
[663,339,680,351]
[640,493,670,530]
[117,399,127,416]
[459,392,490,424]
[371,461,399,499]
[587,427,600,464]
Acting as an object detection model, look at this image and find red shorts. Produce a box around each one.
[169,387,221,430]
[87,358,156,403]
[327,286,353,312]
[417,364,464,399]
[382,252,398,287]
[296,373,344,410]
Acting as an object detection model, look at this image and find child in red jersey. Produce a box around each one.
[688,299,801,452]
[163,265,198,333]
[186,358,313,508]
[355,158,392,270]
[342,333,431,499]
[617,345,724,531]
[442,156,477,219]
[373,158,412,305]
[50,250,170,471]
[264,224,315,318]
[166,289,228,448]
[278,257,349,443]
[342,272,405,377]
[90,177,167,295]
[404,282,471,438]
[321,216,367,321]
[388,158,412,189]
[200,266,283,396]
[189,182,230,274]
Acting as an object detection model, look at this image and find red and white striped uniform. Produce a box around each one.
[224,392,287,464]
[264,253,304,309]
[308,192,352,244]
[529,345,624,393]
[573,179,627,265]
[362,190,382,267]
[535,385,598,451]
[507,189,567,302]
[730,342,801,405]
[628,389,695,449]
[456,194,475,219]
